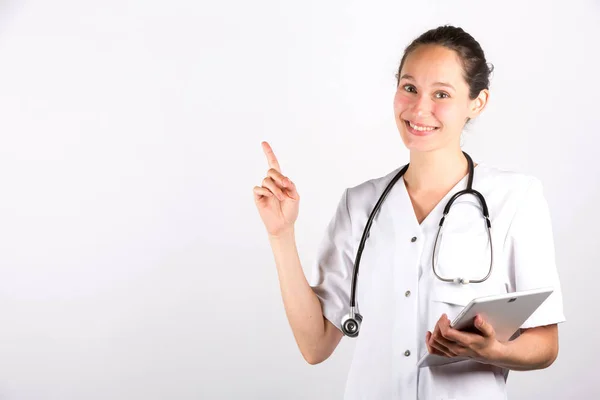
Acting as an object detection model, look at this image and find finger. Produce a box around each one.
[431,317,456,357]
[262,141,282,172]
[429,336,454,357]
[426,331,433,354]
[439,314,453,339]
[431,314,448,343]
[282,178,300,200]
[441,316,475,347]
[253,186,274,202]
[474,315,495,338]
[432,315,444,339]
[432,333,460,356]
[261,177,285,201]
[427,343,447,357]
[265,169,299,201]
[426,331,447,357]
[266,168,289,189]
[445,342,469,358]
[442,326,477,348]
[428,346,448,357]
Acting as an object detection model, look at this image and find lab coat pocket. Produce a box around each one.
[429,280,507,330]
[429,283,479,325]
[435,231,491,283]
[430,284,474,306]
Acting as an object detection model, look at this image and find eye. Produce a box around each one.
[403,84,416,93]
[436,91,450,99]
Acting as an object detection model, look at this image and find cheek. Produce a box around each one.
[393,93,412,112]
[433,103,462,124]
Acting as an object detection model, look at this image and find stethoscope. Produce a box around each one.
[340,152,494,337]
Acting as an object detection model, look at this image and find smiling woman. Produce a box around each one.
[254,25,565,400]
[393,29,493,154]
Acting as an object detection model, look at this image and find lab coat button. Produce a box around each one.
[405,290,411,297]
[411,236,417,242]
[404,350,411,357]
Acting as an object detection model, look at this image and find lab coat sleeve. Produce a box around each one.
[309,188,355,332]
[506,177,566,329]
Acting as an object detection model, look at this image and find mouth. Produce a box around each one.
[403,120,440,136]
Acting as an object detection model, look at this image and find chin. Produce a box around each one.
[399,132,440,153]
[405,143,440,153]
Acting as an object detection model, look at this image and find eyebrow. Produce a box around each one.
[399,74,456,91]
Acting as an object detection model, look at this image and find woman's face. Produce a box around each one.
[393,44,488,153]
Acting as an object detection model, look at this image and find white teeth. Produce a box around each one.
[409,121,437,131]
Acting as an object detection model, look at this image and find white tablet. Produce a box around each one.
[417,287,554,368]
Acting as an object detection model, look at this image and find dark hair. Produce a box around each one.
[395,25,494,101]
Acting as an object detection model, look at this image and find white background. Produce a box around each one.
[0,0,598,399]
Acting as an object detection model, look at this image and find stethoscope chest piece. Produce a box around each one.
[341,307,363,337]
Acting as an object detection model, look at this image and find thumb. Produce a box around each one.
[474,315,494,338]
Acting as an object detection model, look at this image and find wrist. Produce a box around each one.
[268,227,295,242]
[484,339,507,363]
[487,340,512,367]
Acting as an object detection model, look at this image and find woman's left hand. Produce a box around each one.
[426,314,505,364]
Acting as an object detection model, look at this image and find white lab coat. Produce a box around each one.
[310,163,566,400]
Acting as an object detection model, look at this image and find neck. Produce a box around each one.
[403,148,474,193]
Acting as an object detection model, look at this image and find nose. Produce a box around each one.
[412,94,433,117]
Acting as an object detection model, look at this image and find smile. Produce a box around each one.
[404,120,440,135]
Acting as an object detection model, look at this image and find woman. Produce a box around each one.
[253,25,565,400]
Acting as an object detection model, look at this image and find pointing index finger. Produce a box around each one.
[262,141,282,172]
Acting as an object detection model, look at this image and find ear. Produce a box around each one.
[467,89,490,120]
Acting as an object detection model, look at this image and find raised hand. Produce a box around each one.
[253,141,300,237]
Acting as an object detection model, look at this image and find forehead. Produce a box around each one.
[400,45,466,87]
